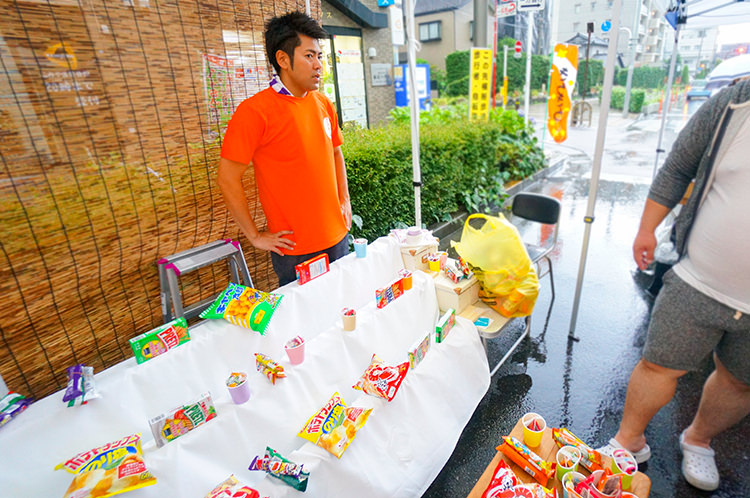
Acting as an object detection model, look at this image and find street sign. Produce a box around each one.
[518,0,544,12]
[497,0,517,18]
[514,40,522,58]
[601,20,612,32]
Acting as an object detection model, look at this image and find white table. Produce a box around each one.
[0,237,490,497]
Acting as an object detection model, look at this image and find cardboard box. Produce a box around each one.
[399,241,439,271]
[434,270,479,314]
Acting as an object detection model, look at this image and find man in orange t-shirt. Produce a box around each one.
[217,12,351,286]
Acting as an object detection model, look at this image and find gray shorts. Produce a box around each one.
[643,269,750,385]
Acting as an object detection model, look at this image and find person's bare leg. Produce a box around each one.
[683,354,750,448]
[614,359,687,452]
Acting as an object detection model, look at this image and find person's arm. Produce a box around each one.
[333,146,352,230]
[633,198,672,271]
[217,157,295,256]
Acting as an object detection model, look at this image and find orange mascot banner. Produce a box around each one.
[547,44,578,143]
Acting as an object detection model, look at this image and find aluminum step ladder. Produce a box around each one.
[157,239,253,323]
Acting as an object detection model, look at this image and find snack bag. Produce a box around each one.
[129,316,190,364]
[552,427,603,472]
[353,354,409,402]
[512,483,556,498]
[255,353,286,384]
[0,392,31,428]
[200,283,283,335]
[55,433,156,498]
[149,392,217,447]
[66,366,101,407]
[204,475,263,498]
[481,459,518,498]
[62,364,84,402]
[249,446,310,492]
[298,392,372,458]
[497,436,555,487]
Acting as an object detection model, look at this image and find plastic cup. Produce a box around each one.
[521,412,546,447]
[427,254,441,272]
[406,227,422,245]
[342,309,357,331]
[561,471,586,498]
[353,238,367,258]
[556,445,582,481]
[226,372,251,404]
[438,251,448,269]
[284,336,305,365]
[610,448,637,490]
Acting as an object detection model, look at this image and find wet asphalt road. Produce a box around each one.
[422,99,750,497]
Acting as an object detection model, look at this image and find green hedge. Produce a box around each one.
[609,86,646,113]
[342,108,545,241]
[614,66,666,89]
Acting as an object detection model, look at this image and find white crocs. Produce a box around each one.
[680,430,720,491]
[596,438,651,464]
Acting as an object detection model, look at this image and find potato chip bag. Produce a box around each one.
[298,392,371,458]
[55,433,156,498]
[481,459,518,498]
[353,354,409,402]
[204,475,263,498]
[200,283,283,335]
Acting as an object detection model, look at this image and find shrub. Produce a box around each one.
[609,86,646,113]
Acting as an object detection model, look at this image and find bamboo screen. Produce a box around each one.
[0,0,319,399]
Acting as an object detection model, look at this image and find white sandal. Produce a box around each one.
[680,430,720,491]
[596,437,651,464]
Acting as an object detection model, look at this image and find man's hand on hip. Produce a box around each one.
[250,230,295,256]
[341,199,352,230]
[633,229,657,271]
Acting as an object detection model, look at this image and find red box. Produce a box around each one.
[295,253,330,285]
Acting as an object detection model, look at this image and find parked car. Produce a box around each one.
[686,79,711,100]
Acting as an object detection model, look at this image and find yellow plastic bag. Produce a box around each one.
[451,213,539,318]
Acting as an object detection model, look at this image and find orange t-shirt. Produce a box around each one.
[221,87,347,255]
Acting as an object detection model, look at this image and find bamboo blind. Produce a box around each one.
[0,0,319,399]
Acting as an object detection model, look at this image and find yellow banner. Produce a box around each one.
[547,44,579,143]
[469,48,494,121]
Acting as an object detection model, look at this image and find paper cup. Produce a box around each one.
[610,448,637,490]
[399,269,413,290]
[353,238,367,258]
[406,227,422,245]
[438,251,448,269]
[556,445,582,481]
[284,336,305,365]
[561,471,586,498]
[342,309,357,331]
[226,372,250,404]
[427,254,441,272]
[521,412,546,447]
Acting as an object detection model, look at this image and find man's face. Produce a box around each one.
[277,34,323,97]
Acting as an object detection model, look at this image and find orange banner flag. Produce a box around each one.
[547,44,579,143]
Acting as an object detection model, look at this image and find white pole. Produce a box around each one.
[653,25,681,179]
[569,0,623,337]
[523,11,533,124]
[305,0,310,16]
[404,0,422,227]
[622,0,642,117]
[503,45,508,111]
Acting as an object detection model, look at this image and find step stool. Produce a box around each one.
[157,239,254,323]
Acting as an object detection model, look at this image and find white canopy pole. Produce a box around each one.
[523,11,533,124]
[652,24,682,179]
[404,0,422,227]
[305,0,310,15]
[568,0,624,337]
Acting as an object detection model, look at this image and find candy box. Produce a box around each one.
[295,253,329,285]
[434,266,479,313]
[129,316,190,364]
[298,392,371,458]
[200,283,283,335]
[408,332,431,368]
[375,277,405,309]
[435,308,456,343]
[149,392,217,447]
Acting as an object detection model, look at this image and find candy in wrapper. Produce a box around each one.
[435,308,456,343]
[298,392,372,458]
[200,283,283,335]
[552,427,603,472]
[249,447,309,492]
[204,475,263,498]
[497,436,556,487]
[129,316,190,364]
[148,392,217,447]
[0,392,31,428]
[55,433,157,498]
[255,353,286,384]
[481,459,518,498]
[62,364,84,402]
[66,366,101,407]
[511,483,556,498]
[353,354,409,402]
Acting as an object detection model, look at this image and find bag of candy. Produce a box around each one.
[298,392,372,458]
[552,427,603,472]
[55,433,157,498]
[64,365,101,407]
[200,283,282,335]
[481,459,518,498]
[204,475,264,498]
[353,354,409,402]
[0,392,31,428]
[248,446,310,492]
[511,483,556,498]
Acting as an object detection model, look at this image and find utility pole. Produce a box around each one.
[623,0,643,118]
[474,0,489,48]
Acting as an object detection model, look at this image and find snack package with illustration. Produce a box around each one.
[149,392,217,447]
[249,446,310,492]
[497,436,556,487]
[353,354,409,402]
[375,277,405,308]
[255,353,286,384]
[435,308,456,343]
[511,483,556,498]
[65,365,101,407]
[0,392,31,428]
[204,475,264,498]
[129,316,190,364]
[55,433,156,498]
[200,283,283,335]
[408,332,431,369]
[552,427,603,472]
[481,459,518,498]
[298,392,372,458]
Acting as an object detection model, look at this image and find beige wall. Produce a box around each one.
[414,11,455,70]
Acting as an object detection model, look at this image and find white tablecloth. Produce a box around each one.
[1,237,490,497]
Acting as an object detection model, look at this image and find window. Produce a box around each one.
[575,4,581,14]
[591,1,596,10]
[573,22,580,33]
[419,21,441,42]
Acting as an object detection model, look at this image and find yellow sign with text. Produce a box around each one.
[547,44,578,143]
[469,48,494,121]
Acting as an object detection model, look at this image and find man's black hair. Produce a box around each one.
[265,12,328,75]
